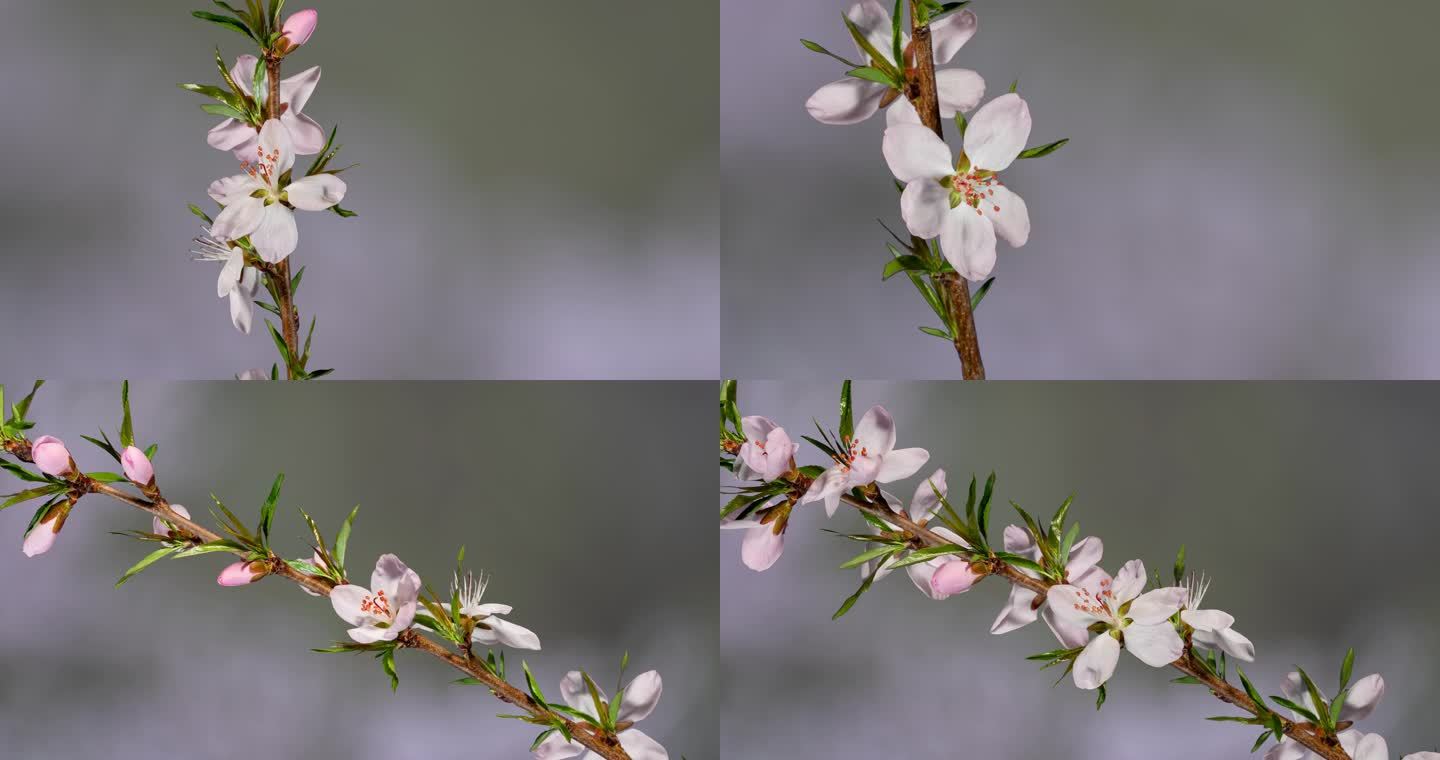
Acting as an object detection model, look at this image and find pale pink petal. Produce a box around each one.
[1064,536,1102,578]
[1340,674,1386,722]
[1073,633,1120,689]
[852,405,897,456]
[258,120,295,177]
[208,119,258,153]
[229,55,259,97]
[930,559,980,595]
[1110,559,1147,605]
[618,729,669,760]
[1041,603,1093,649]
[208,174,262,206]
[251,205,299,263]
[740,524,785,572]
[329,584,373,626]
[280,65,321,113]
[286,173,347,210]
[1212,626,1256,662]
[907,469,947,521]
[210,195,265,243]
[992,584,1039,634]
[930,9,978,65]
[1354,733,1388,760]
[885,98,921,127]
[883,124,955,183]
[875,447,929,482]
[963,93,1032,172]
[618,670,663,723]
[533,732,587,760]
[740,416,778,442]
[281,111,327,155]
[22,522,59,557]
[1044,585,1105,629]
[805,79,887,125]
[936,68,985,118]
[847,0,898,62]
[981,184,1030,247]
[900,178,951,239]
[1180,608,1235,632]
[559,671,602,719]
[1127,587,1186,625]
[938,203,997,281]
[473,616,542,650]
[1123,622,1183,667]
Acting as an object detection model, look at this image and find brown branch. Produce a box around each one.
[262,51,302,380]
[6,442,631,760]
[835,490,1349,760]
[906,2,985,380]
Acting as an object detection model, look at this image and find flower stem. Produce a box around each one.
[908,1,985,380]
[3,439,632,760]
[263,52,302,380]
[836,489,1350,760]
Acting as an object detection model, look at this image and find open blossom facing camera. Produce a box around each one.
[802,405,929,516]
[1046,559,1186,690]
[329,554,421,643]
[883,93,1033,281]
[1264,673,1406,760]
[208,120,347,263]
[208,54,327,157]
[533,671,668,760]
[991,524,1104,645]
[806,1,983,126]
[735,416,798,482]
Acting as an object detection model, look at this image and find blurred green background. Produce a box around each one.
[722,382,1440,757]
[0,381,717,758]
[0,0,717,378]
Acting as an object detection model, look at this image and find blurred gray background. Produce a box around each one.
[0,1,716,379]
[722,382,1440,758]
[722,0,1440,378]
[0,381,717,758]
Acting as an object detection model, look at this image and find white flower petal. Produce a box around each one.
[533,732,587,760]
[1123,622,1183,667]
[1180,608,1235,632]
[800,466,848,518]
[286,173,347,210]
[740,416,777,441]
[281,111,328,155]
[1110,560,1147,605]
[963,93,1032,172]
[930,8,978,65]
[230,55,259,97]
[208,174,262,205]
[981,184,1030,247]
[991,584,1039,634]
[847,0,898,63]
[208,119,257,153]
[210,195,266,242]
[1340,674,1386,722]
[853,405,898,455]
[935,68,985,118]
[217,248,244,297]
[885,98,921,127]
[473,616,542,651]
[805,79,887,125]
[1127,587,1186,625]
[258,119,295,177]
[1354,733,1389,760]
[1213,626,1256,662]
[228,287,255,335]
[900,179,951,239]
[1073,633,1120,689]
[1041,603,1094,649]
[908,469,947,521]
[875,447,929,482]
[883,124,955,183]
[559,671,602,719]
[618,729,669,760]
[329,584,373,626]
[1044,584,1105,629]
[280,65,321,114]
[938,203,997,281]
[251,205,299,263]
[1065,536,1102,578]
[741,524,785,572]
[465,603,514,617]
[618,670,663,723]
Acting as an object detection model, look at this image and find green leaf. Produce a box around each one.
[119,381,135,448]
[173,540,244,558]
[845,66,899,87]
[890,0,904,70]
[201,103,250,121]
[838,380,854,442]
[334,505,359,573]
[116,546,179,587]
[2,484,65,510]
[882,255,930,281]
[0,460,48,483]
[12,380,43,423]
[1018,139,1070,160]
[258,473,283,546]
[887,543,968,569]
[188,203,215,224]
[523,661,547,703]
[265,320,302,376]
[918,326,952,340]
[177,83,249,113]
[1173,544,1187,585]
[381,647,399,692]
[840,544,899,570]
[970,277,995,310]
[831,568,876,620]
[268,0,286,31]
[800,39,861,68]
[841,11,900,77]
[1095,684,1107,710]
[191,10,259,41]
[1235,667,1268,712]
[252,57,267,116]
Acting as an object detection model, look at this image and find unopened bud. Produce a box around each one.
[279,9,318,51]
[121,446,154,486]
[22,501,71,558]
[930,559,982,595]
[31,435,73,478]
[217,559,269,587]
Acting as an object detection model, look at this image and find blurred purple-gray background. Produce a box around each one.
[0,381,717,758]
[722,0,1440,378]
[722,382,1440,757]
[0,1,716,379]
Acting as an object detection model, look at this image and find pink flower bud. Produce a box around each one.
[217,560,268,587]
[930,559,982,595]
[121,446,154,486]
[281,9,318,48]
[31,436,73,477]
[22,502,69,558]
